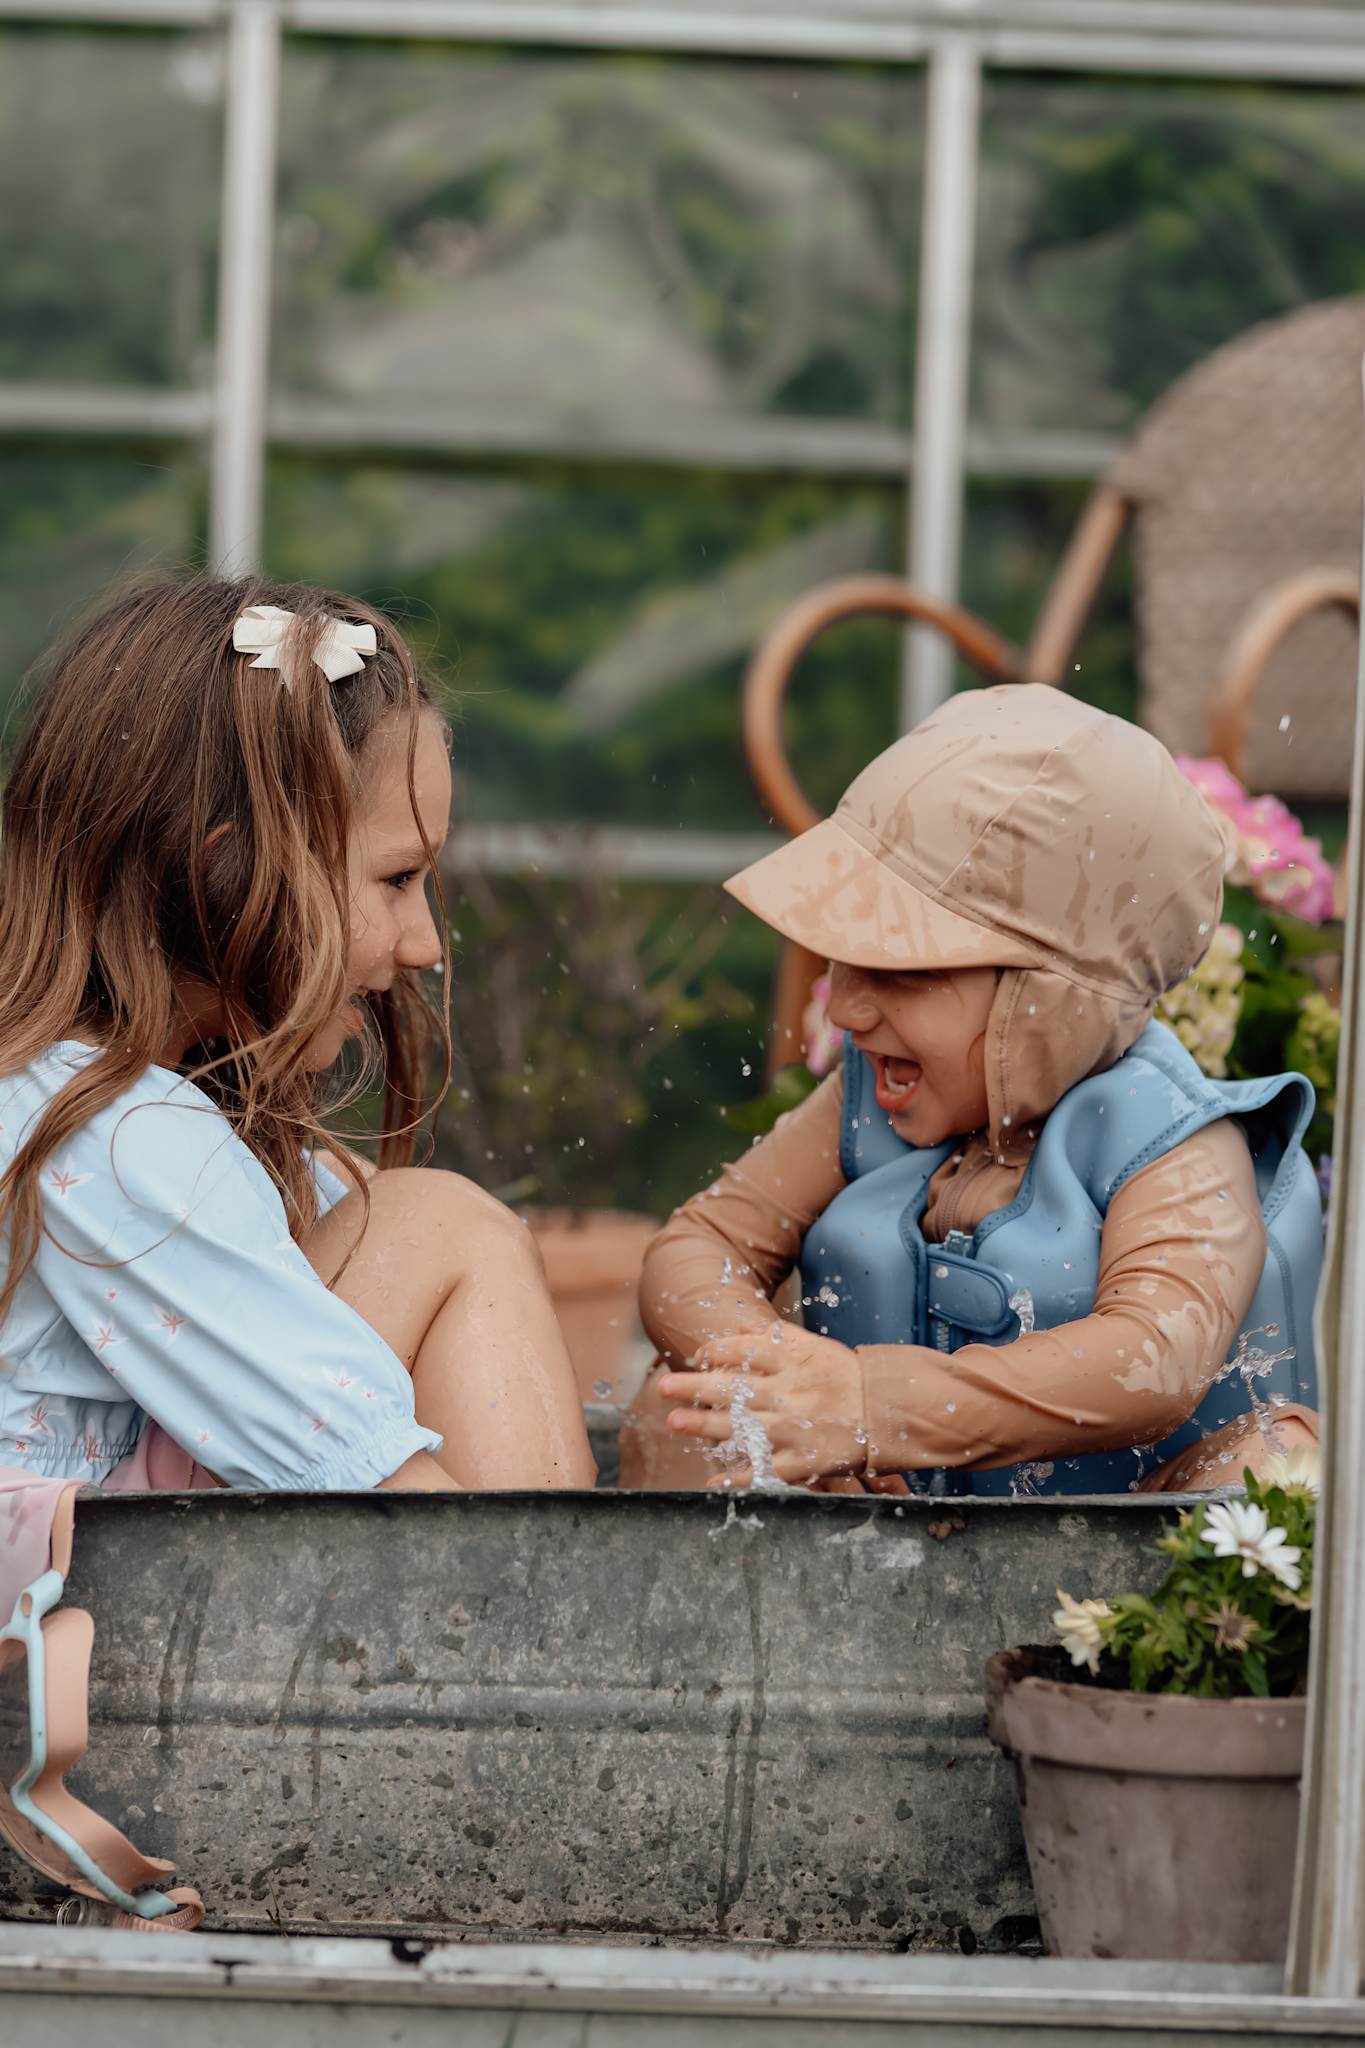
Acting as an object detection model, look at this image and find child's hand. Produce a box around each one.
[658,1320,868,1488]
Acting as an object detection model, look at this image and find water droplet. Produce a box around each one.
[1009,1288,1036,1336]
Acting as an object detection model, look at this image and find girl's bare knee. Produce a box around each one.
[371,1167,534,1248]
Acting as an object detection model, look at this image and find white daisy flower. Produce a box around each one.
[1204,1499,1303,1590]
[1052,1589,1112,1673]
[1259,1445,1321,1496]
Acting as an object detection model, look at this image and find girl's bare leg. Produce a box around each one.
[303,1167,596,1490]
[1138,1404,1319,1494]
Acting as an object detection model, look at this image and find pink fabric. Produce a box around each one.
[102,1422,218,1496]
[0,1471,74,1622]
[0,1423,216,1621]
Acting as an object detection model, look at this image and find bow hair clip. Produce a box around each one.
[232,603,378,688]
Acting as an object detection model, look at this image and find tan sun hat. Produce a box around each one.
[726,683,1227,1005]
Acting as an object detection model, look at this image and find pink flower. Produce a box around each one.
[1177,755,1248,815]
[801,971,845,1079]
[1176,756,1336,926]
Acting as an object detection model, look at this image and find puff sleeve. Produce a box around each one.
[28,1067,442,1489]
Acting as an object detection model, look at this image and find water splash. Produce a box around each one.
[1009,1288,1036,1336]
[1009,1459,1055,1498]
[707,1375,798,1494]
[709,1494,765,1535]
[1209,1326,1297,1458]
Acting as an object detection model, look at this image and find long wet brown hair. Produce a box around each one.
[0,574,450,1321]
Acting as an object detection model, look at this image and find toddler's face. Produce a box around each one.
[825,961,996,1146]
[305,708,452,1072]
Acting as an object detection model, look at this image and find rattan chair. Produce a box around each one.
[745,296,1365,1069]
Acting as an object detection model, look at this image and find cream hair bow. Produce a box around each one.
[232,602,378,687]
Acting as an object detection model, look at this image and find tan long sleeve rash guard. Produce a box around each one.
[638,1068,1266,1474]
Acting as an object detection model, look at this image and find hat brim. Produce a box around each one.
[725,817,1044,974]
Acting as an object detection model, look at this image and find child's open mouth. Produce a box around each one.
[872,1053,921,1115]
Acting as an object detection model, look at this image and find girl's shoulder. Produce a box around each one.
[2,1038,217,1111]
[0,1042,248,1189]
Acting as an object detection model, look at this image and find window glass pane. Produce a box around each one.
[441,872,774,1217]
[958,478,1348,857]
[0,28,222,386]
[265,455,903,830]
[957,477,1136,720]
[273,42,921,433]
[0,444,205,717]
[973,76,1365,435]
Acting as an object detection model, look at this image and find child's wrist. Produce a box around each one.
[854,1346,877,1472]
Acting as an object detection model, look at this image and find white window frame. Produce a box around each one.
[3,0,1365,2000]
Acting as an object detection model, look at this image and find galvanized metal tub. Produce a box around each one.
[0,1487,1170,1948]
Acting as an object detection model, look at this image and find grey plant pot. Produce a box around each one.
[985,1647,1305,1962]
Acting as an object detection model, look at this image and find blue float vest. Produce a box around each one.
[799,1021,1322,1495]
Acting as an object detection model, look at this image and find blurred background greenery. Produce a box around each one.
[2,21,1363,1215]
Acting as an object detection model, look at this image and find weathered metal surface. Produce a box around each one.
[6,1925,1361,2048]
[0,1488,1173,1947]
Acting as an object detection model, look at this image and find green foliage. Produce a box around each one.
[266,456,904,833]
[724,1060,820,1138]
[0,26,219,386]
[271,44,922,427]
[974,76,1365,434]
[1216,887,1341,1164]
[1285,992,1341,1128]
[438,869,759,1214]
[1057,1468,1315,1700]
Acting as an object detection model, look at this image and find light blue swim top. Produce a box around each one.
[0,1043,443,1488]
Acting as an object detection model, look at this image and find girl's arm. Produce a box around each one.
[32,1082,446,1492]
[639,1070,846,1364]
[663,1118,1267,1484]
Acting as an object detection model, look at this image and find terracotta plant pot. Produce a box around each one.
[524,1208,658,1407]
[985,1647,1305,1962]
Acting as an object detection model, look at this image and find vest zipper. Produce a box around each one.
[930,1231,974,1351]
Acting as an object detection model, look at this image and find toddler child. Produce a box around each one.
[626,685,1321,1495]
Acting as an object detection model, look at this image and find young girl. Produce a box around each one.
[0,576,594,1496]
[625,685,1321,1495]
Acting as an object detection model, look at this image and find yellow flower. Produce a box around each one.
[1052,1590,1112,1674]
[1207,1602,1260,1653]
[1156,924,1245,1078]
